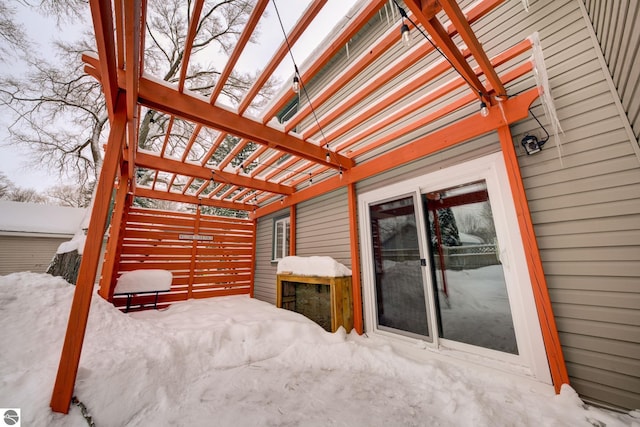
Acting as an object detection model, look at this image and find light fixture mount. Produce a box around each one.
[521,108,550,155]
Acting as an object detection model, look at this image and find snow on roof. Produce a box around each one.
[0,200,87,235]
[277,256,352,277]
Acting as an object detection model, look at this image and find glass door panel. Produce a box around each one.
[424,181,518,354]
[369,195,430,338]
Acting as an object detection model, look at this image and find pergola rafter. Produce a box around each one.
[237,0,328,115]
[135,151,294,196]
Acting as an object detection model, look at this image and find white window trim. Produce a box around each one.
[358,153,551,385]
[272,215,290,262]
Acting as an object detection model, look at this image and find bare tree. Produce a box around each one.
[47,182,93,207]
[0,171,50,203]
[0,171,16,199]
[1,0,277,199]
[0,1,28,57]
[8,186,49,203]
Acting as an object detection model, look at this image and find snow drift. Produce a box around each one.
[0,272,636,426]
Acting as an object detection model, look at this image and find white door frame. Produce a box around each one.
[358,153,552,384]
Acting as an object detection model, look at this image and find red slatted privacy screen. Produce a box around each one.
[111,207,254,309]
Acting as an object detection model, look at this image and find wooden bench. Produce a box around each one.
[114,269,172,312]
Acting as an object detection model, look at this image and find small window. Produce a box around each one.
[272,216,290,261]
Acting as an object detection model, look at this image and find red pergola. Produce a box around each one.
[50,0,568,413]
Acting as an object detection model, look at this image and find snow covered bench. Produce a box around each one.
[113,269,173,312]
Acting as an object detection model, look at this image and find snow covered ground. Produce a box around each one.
[1,272,638,426]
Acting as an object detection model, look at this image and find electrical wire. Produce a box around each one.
[271,0,338,163]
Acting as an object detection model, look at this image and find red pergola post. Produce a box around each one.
[98,168,131,301]
[50,94,128,414]
[347,183,363,334]
[497,124,570,392]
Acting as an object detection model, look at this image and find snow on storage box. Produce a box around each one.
[276,256,351,277]
[114,269,173,294]
[276,256,353,332]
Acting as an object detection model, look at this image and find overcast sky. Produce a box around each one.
[0,0,358,193]
[0,5,76,192]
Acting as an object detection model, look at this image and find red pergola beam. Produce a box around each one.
[261,0,388,124]
[284,0,504,135]
[405,0,487,99]
[334,39,533,155]
[124,0,142,181]
[89,0,119,120]
[217,138,249,171]
[209,0,270,103]
[132,75,354,169]
[439,0,506,97]
[200,131,228,166]
[313,53,459,142]
[50,94,128,414]
[181,124,203,162]
[286,19,409,134]
[82,53,353,169]
[254,87,539,219]
[344,60,534,159]
[178,0,205,93]
[135,187,254,211]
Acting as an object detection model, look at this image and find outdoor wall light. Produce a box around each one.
[521,134,545,155]
[521,108,550,155]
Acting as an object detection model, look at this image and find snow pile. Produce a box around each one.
[277,256,352,277]
[114,269,173,293]
[0,272,637,426]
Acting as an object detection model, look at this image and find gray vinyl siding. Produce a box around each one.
[253,210,287,304]
[296,188,351,268]
[253,189,352,304]
[583,0,640,141]
[503,0,640,410]
[0,235,67,275]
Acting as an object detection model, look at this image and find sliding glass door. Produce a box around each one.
[369,195,431,339]
[360,154,551,381]
[424,180,518,354]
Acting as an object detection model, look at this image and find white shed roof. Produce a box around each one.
[0,201,87,235]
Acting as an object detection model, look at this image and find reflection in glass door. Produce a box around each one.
[425,180,518,354]
[369,196,430,338]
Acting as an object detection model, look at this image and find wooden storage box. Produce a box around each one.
[276,274,353,333]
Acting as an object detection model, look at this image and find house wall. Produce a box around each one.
[583,0,640,141]
[254,209,286,304]
[254,189,351,305]
[254,0,640,410]
[359,0,640,410]
[0,234,68,275]
[296,188,351,267]
[505,0,640,410]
